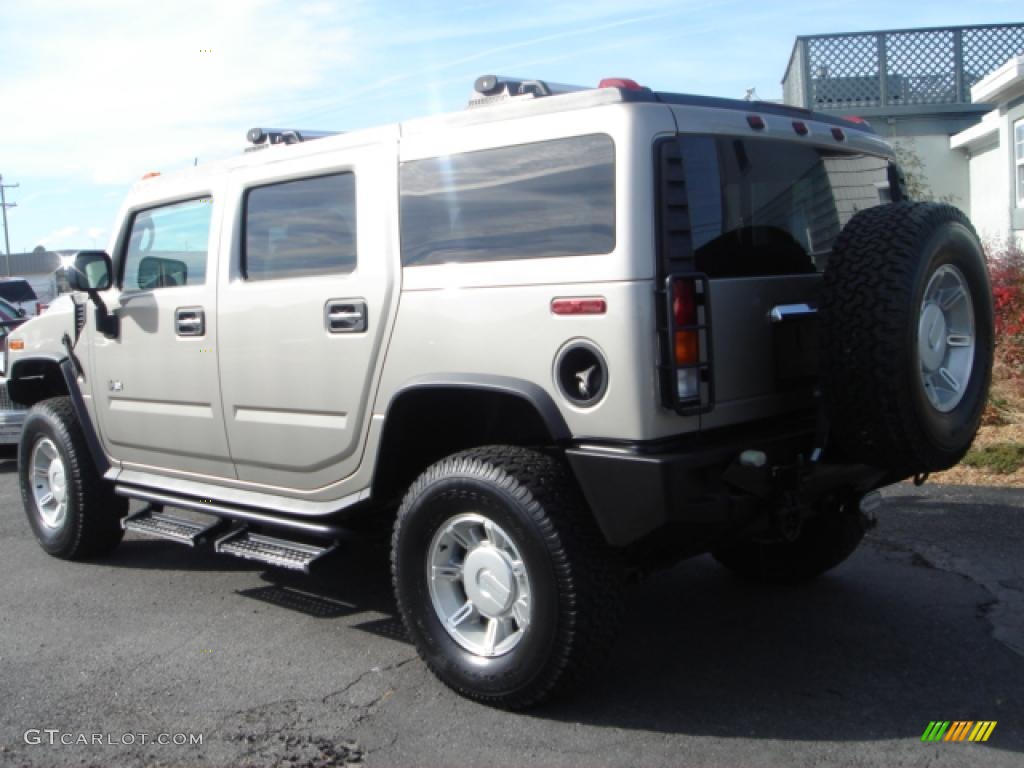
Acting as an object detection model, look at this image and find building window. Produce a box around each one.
[1016,118,1024,208]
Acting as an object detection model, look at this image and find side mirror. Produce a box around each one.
[68,251,118,339]
[68,251,113,292]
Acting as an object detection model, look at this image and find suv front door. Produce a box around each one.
[89,191,235,478]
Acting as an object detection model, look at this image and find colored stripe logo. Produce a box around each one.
[921,721,997,742]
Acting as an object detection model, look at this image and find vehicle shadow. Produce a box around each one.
[105,538,267,572]
[535,549,1024,749]
[243,535,1023,750]
[0,444,18,473]
[99,518,1023,750]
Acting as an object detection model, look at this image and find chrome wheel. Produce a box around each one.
[918,264,975,413]
[427,513,531,657]
[30,437,69,530]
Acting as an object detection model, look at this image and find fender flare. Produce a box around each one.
[383,373,571,441]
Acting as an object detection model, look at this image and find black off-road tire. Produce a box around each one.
[819,202,993,475]
[391,446,623,709]
[18,397,127,559]
[712,495,868,584]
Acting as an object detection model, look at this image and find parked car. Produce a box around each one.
[0,297,29,444]
[0,278,43,317]
[5,74,994,708]
[0,297,28,358]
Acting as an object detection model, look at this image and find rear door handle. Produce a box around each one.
[325,300,367,333]
[176,307,206,336]
[769,303,816,323]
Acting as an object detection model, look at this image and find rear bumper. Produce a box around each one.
[0,378,26,445]
[566,422,882,547]
[0,409,26,445]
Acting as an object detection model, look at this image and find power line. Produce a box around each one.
[0,174,18,277]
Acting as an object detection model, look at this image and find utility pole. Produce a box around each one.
[0,174,18,277]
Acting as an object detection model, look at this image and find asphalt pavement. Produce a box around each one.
[0,445,1021,768]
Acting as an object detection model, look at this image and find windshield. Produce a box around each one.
[0,280,37,303]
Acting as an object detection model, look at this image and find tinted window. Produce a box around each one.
[400,134,615,266]
[0,280,37,303]
[123,198,211,290]
[676,136,888,277]
[244,173,356,281]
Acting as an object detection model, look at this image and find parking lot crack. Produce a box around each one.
[872,535,1024,658]
[321,655,418,706]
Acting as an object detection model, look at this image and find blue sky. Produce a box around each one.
[0,0,1019,252]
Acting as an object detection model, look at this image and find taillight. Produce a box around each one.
[663,275,712,413]
[36,302,46,315]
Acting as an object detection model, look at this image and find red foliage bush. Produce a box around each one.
[987,236,1024,372]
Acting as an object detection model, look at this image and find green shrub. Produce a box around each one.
[962,443,1024,474]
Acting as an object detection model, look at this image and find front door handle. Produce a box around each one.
[325,300,367,333]
[176,307,205,337]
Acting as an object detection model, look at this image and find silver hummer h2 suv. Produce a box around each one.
[7,75,993,708]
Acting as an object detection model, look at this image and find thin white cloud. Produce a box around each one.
[0,0,366,184]
[40,226,80,246]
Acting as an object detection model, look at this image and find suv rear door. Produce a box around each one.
[655,123,892,429]
[217,135,398,493]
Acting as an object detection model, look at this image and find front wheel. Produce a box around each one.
[18,397,127,559]
[391,446,622,709]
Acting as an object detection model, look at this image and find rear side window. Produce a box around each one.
[400,134,615,266]
[0,280,37,303]
[122,198,211,290]
[664,136,889,277]
[244,173,357,281]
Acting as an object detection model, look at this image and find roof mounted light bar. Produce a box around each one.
[468,75,585,108]
[245,127,340,151]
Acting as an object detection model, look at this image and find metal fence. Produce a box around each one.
[783,24,1024,111]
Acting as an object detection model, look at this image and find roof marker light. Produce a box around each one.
[831,127,846,141]
[746,115,765,130]
[792,120,809,135]
[598,78,644,91]
[141,172,161,180]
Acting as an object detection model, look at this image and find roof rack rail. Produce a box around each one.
[245,127,341,151]
[467,75,586,109]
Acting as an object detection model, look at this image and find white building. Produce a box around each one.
[950,55,1024,244]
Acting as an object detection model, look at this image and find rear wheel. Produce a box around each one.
[391,446,622,709]
[712,494,868,584]
[19,397,127,559]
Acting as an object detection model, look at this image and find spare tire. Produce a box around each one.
[819,201,993,475]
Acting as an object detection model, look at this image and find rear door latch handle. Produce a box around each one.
[325,300,367,333]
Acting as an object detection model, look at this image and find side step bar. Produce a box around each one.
[215,528,337,574]
[114,484,346,539]
[122,505,226,547]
